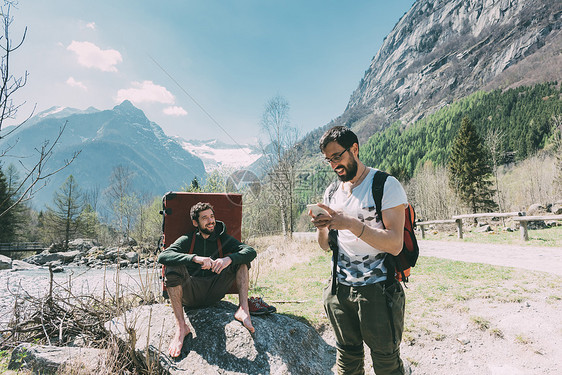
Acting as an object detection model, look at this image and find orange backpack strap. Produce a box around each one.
[188,234,196,254]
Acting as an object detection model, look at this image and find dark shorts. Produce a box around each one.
[164,264,241,307]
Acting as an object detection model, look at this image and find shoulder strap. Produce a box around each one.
[188,233,223,257]
[372,170,389,229]
[326,181,340,295]
[188,234,196,254]
[327,181,339,203]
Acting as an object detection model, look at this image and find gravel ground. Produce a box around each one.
[419,239,562,275]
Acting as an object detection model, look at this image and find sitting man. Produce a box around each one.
[158,202,274,358]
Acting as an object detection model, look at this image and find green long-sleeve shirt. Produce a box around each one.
[158,220,256,278]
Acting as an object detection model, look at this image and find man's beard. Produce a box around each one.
[198,223,215,235]
[335,158,358,182]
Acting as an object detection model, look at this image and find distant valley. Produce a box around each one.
[174,138,262,173]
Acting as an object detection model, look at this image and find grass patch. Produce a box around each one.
[515,334,532,345]
[422,224,562,247]
[490,328,504,338]
[470,316,491,331]
[235,236,562,334]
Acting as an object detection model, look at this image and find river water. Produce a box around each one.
[0,265,162,329]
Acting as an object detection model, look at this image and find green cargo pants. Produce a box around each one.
[323,279,406,375]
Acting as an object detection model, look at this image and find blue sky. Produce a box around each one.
[9,1,415,144]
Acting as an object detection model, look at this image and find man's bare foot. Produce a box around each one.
[234,306,255,334]
[169,323,191,358]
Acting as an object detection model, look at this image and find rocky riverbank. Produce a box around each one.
[17,238,158,271]
[0,239,162,332]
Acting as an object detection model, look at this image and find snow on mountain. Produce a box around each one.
[174,137,262,172]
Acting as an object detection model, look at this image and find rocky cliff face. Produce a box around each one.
[344,0,562,139]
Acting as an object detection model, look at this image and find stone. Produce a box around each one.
[52,266,65,273]
[551,201,562,215]
[68,238,98,252]
[104,248,121,260]
[106,302,336,375]
[23,252,65,266]
[119,236,137,247]
[476,225,492,233]
[125,251,139,264]
[87,246,103,256]
[59,250,81,263]
[527,203,548,216]
[10,260,39,271]
[8,343,108,374]
[46,243,64,253]
[0,254,12,270]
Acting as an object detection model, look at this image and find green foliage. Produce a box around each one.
[359,83,562,177]
[448,117,497,213]
[132,196,163,246]
[0,164,17,242]
[44,175,85,248]
[78,204,100,238]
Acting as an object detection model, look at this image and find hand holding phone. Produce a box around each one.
[307,204,329,217]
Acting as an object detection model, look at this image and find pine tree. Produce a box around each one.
[0,164,17,242]
[78,204,99,239]
[46,175,84,249]
[448,117,498,214]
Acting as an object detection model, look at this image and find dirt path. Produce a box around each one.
[419,239,562,275]
[399,240,562,374]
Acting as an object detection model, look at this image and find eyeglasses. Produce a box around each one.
[324,148,349,164]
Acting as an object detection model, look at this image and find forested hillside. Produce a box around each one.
[360,82,562,177]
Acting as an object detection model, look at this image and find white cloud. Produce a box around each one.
[163,106,188,116]
[115,81,175,104]
[66,77,87,90]
[67,41,122,72]
[86,22,96,30]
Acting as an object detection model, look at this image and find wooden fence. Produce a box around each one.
[417,212,562,241]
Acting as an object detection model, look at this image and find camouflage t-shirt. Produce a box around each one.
[323,168,407,286]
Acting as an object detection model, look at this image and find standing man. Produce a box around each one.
[310,126,408,375]
[158,202,274,358]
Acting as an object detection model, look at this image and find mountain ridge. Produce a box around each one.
[339,0,562,141]
[0,101,206,211]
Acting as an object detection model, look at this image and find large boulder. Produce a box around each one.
[124,251,139,264]
[23,250,81,266]
[0,254,12,270]
[23,252,65,265]
[68,238,98,253]
[551,201,562,215]
[527,203,548,216]
[59,250,81,263]
[8,343,107,374]
[106,301,336,374]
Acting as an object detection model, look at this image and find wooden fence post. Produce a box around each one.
[455,219,463,239]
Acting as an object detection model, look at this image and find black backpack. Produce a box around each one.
[327,170,419,295]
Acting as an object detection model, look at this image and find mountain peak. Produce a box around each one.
[112,100,148,120]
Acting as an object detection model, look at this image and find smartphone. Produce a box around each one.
[307,204,329,217]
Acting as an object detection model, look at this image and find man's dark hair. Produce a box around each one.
[319,126,359,151]
[190,202,214,221]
